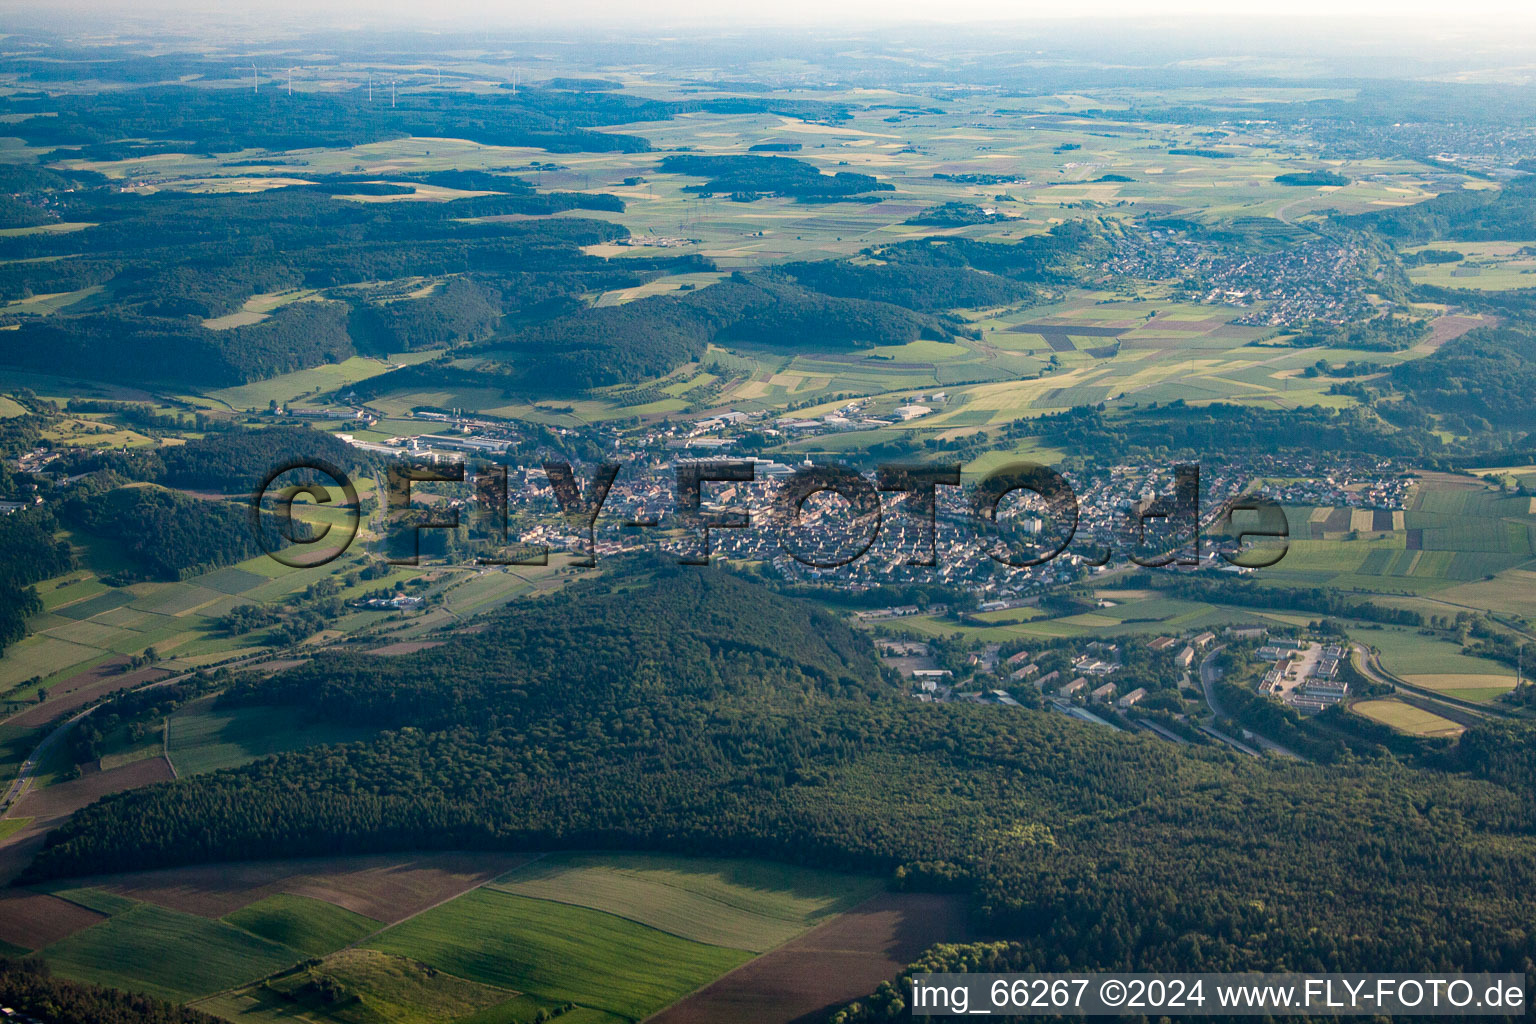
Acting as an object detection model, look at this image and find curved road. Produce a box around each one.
[1198,646,1305,760]
[1348,642,1517,721]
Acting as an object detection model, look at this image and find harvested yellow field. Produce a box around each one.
[1352,698,1464,738]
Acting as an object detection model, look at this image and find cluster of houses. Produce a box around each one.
[352,593,423,611]
[1003,642,1151,710]
[774,393,946,436]
[1147,630,1217,670]
[1104,225,1376,327]
[1258,639,1349,711]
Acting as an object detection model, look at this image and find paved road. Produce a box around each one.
[0,655,269,817]
[1198,723,1262,756]
[1349,642,1517,720]
[0,703,100,813]
[1198,646,1304,760]
[1198,646,1230,717]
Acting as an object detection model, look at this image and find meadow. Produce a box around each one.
[199,948,551,1024]
[366,887,753,1021]
[489,852,880,953]
[39,901,300,1001]
[166,698,380,776]
[1366,626,1517,701]
[223,893,381,956]
[1404,241,1536,291]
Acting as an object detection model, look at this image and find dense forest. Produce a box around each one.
[0,507,72,655]
[0,958,222,1024]
[1153,575,1425,627]
[25,562,1536,989]
[869,223,1105,281]
[456,223,1105,389]
[1284,314,1429,352]
[478,273,952,389]
[993,402,1444,463]
[1390,322,1536,427]
[348,276,503,352]
[659,155,892,201]
[0,81,852,159]
[776,259,1033,311]
[903,201,1007,226]
[57,481,309,581]
[0,174,695,386]
[1,301,356,387]
[57,426,365,494]
[1274,169,1350,186]
[1352,172,1536,243]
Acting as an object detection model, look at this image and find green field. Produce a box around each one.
[1405,242,1536,291]
[46,885,140,916]
[167,700,380,775]
[490,852,878,952]
[197,948,527,1024]
[205,350,444,412]
[1367,627,1517,700]
[366,887,752,1022]
[224,894,381,957]
[42,902,301,1001]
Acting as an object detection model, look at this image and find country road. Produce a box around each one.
[0,703,100,813]
[0,655,270,818]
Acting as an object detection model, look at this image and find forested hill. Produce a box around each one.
[1349,172,1536,243]
[24,562,1536,979]
[478,274,956,389]
[0,82,853,160]
[459,224,1104,390]
[55,426,364,494]
[1390,321,1536,428]
[0,179,672,388]
[219,560,885,728]
[56,482,308,583]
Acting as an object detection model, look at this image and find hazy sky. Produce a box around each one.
[13,0,1536,29]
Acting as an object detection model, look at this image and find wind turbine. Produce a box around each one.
[287,68,294,96]
[368,77,373,103]
[251,63,258,94]
[391,80,397,108]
